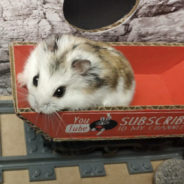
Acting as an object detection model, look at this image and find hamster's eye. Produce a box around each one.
[53,86,66,98]
[33,75,39,87]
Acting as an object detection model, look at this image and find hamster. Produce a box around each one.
[18,34,135,114]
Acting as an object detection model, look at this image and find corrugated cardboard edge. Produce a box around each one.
[17,112,184,142]
[9,43,18,113]
[9,42,36,114]
[110,42,184,46]
[9,41,184,141]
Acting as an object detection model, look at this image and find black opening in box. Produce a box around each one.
[63,0,137,30]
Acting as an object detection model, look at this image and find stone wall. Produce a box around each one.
[0,0,184,95]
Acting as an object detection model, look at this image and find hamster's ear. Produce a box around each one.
[17,72,27,87]
[72,59,91,74]
[44,34,60,52]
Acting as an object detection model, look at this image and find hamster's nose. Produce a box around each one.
[38,103,51,114]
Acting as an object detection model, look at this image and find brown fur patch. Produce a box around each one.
[99,47,134,90]
[76,39,134,92]
[46,35,134,92]
[85,72,106,88]
[49,50,69,75]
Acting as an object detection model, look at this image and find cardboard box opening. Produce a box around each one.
[63,0,139,30]
[10,43,184,141]
[12,44,184,108]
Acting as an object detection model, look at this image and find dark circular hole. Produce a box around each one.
[63,0,138,30]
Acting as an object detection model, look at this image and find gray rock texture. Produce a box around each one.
[0,62,11,95]
[0,0,184,95]
[154,159,184,184]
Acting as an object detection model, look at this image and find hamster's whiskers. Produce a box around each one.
[54,112,65,129]
[54,112,73,138]
[47,114,53,131]
[17,89,27,97]
[49,113,58,134]
[17,90,28,103]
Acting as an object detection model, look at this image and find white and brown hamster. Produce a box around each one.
[18,34,135,114]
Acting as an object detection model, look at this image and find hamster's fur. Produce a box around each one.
[18,35,135,114]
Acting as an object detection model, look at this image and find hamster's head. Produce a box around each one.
[18,35,107,114]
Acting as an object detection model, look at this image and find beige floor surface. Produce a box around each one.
[0,96,163,184]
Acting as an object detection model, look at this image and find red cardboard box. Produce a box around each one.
[10,42,184,141]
